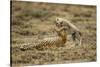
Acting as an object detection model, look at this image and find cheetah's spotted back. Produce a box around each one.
[20,18,67,50]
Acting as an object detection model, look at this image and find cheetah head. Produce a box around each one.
[55,17,65,28]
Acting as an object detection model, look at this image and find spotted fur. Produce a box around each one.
[20,24,67,50]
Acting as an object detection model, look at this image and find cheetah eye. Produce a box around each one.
[60,21,63,24]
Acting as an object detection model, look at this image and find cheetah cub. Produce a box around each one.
[55,17,82,46]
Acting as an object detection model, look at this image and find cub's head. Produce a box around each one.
[55,17,65,28]
[55,17,70,29]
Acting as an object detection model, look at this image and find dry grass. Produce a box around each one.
[11,1,96,66]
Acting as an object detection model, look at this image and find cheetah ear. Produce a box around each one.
[54,17,59,25]
[56,17,60,21]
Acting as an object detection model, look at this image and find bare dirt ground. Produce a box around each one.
[11,1,96,66]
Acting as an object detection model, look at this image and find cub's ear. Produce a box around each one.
[56,18,59,21]
[54,17,58,25]
[56,17,61,22]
